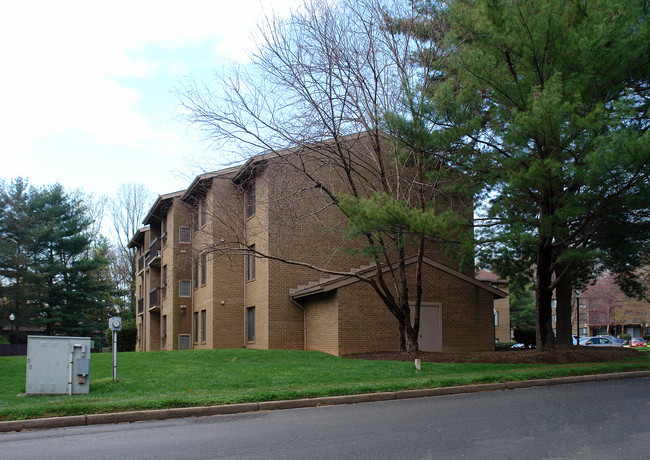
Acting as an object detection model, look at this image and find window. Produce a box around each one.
[246,182,255,218]
[178,334,191,350]
[201,309,206,342]
[161,315,167,348]
[247,245,255,281]
[494,310,499,327]
[194,258,199,289]
[194,312,199,342]
[179,226,191,244]
[162,265,167,299]
[201,253,207,285]
[200,197,206,226]
[247,307,255,342]
[161,217,168,247]
[179,280,191,297]
[193,205,199,230]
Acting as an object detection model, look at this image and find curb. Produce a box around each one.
[2,371,649,433]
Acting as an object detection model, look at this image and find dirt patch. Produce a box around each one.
[343,347,642,364]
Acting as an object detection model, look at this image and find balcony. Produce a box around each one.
[137,297,144,315]
[149,287,161,311]
[145,238,161,267]
[137,255,145,275]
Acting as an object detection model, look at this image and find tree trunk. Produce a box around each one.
[555,264,574,346]
[398,321,407,351]
[405,322,419,352]
[536,241,555,350]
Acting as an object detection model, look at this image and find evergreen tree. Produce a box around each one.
[0,179,116,338]
[0,179,39,342]
[418,0,650,349]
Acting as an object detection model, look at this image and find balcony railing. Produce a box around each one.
[137,297,144,315]
[145,238,161,267]
[149,287,161,310]
[137,255,145,274]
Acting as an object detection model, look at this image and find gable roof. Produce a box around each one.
[143,190,184,225]
[181,166,240,204]
[289,256,508,300]
[475,269,509,285]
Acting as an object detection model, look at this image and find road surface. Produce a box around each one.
[1,377,648,459]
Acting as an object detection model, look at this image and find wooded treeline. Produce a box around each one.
[0,178,120,343]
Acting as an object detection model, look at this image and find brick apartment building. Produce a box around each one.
[476,270,510,343]
[129,133,507,355]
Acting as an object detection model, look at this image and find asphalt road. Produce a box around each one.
[1,377,649,459]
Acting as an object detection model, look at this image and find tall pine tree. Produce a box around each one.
[433,0,650,349]
[0,180,115,339]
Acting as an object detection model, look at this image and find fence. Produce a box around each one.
[0,343,27,356]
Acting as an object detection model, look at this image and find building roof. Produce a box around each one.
[475,269,509,284]
[142,190,184,225]
[290,256,508,300]
[181,166,241,204]
[127,227,149,249]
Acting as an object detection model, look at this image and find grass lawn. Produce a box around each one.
[1,348,649,421]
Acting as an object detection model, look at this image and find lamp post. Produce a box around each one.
[9,313,15,356]
[575,291,580,345]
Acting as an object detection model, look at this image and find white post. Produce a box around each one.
[112,330,117,382]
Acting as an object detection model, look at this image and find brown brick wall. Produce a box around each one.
[304,291,339,355]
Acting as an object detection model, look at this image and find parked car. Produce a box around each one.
[628,337,647,347]
[596,335,626,345]
[579,336,623,347]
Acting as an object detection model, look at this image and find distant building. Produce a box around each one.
[475,270,510,343]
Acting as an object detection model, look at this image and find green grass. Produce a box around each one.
[1,348,649,421]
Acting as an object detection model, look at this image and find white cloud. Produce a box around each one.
[0,0,302,200]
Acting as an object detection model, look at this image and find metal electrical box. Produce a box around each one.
[26,336,91,395]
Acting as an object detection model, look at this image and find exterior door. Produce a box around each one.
[417,304,442,352]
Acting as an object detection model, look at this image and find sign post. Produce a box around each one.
[108,317,122,382]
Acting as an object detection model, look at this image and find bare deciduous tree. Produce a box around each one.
[178,0,466,351]
[110,183,154,313]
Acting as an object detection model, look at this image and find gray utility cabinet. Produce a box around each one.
[26,336,91,395]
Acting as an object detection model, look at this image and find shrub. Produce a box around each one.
[620,333,631,340]
[495,341,516,351]
[105,319,138,352]
[513,328,536,348]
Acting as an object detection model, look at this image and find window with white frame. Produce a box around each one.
[179,226,191,244]
[179,280,191,297]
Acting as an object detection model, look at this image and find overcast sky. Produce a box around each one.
[0,0,300,201]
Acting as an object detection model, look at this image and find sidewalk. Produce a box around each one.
[2,370,649,433]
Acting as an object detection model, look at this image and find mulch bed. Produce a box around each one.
[343,347,642,365]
